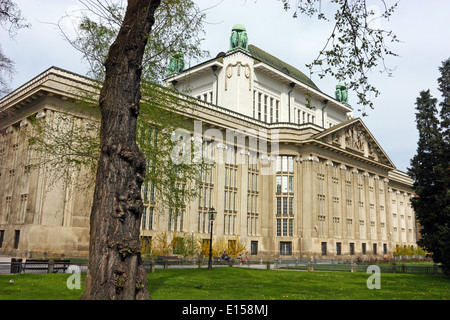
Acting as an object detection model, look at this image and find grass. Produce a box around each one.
[0,267,449,300]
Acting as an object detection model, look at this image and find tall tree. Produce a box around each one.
[408,82,450,274]
[436,58,450,275]
[81,0,161,300]
[438,59,450,161]
[408,90,442,260]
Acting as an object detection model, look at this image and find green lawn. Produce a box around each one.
[1,267,449,300]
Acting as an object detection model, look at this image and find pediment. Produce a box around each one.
[310,118,395,168]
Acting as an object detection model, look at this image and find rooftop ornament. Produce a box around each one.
[335,83,349,104]
[168,51,185,76]
[229,24,248,51]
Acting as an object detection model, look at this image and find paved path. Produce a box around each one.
[0,256,23,263]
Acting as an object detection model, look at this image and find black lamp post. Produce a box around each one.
[208,207,216,271]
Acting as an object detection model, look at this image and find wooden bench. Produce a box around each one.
[157,256,181,262]
[22,259,50,273]
[52,260,71,273]
[157,256,182,269]
[21,259,71,273]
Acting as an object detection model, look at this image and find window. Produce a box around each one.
[5,196,12,220]
[345,168,353,238]
[350,242,355,255]
[141,236,151,255]
[0,230,4,248]
[253,90,280,123]
[321,242,327,256]
[373,243,377,255]
[264,95,268,122]
[224,145,237,235]
[14,230,20,249]
[196,91,213,103]
[173,237,184,254]
[357,172,365,239]
[276,156,294,237]
[317,160,326,237]
[276,101,279,122]
[19,193,28,223]
[197,141,215,234]
[270,98,274,123]
[251,241,258,255]
[258,93,262,120]
[336,242,342,255]
[362,243,366,254]
[280,242,292,255]
[383,243,387,254]
[168,208,185,232]
[142,207,147,230]
[247,151,259,236]
[332,165,340,238]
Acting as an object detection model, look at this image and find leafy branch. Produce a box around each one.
[282,0,400,114]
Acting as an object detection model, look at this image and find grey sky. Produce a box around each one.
[3,0,450,172]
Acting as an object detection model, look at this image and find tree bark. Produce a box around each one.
[82,0,161,300]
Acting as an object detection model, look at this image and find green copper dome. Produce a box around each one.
[232,24,246,31]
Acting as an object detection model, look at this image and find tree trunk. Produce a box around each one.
[82,0,161,300]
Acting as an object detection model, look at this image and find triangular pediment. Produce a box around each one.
[310,118,395,168]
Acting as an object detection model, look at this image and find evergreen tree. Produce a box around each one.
[409,58,450,274]
[438,58,450,144]
[436,58,450,275]
[408,90,443,263]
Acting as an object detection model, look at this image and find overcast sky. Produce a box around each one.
[3,0,450,173]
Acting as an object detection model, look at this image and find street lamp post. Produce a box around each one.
[208,207,216,271]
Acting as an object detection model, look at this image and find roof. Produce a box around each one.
[248,44,321,92]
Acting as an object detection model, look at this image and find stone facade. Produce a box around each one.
[0,31,417,259]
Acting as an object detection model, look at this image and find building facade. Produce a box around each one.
[0,26,417,259]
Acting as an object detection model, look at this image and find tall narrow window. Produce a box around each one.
[247,151,259,236]
[357,172,365,239]
[345,168,353,238]
[317,160,326,237]
[332,164,340,238]
[258,93,262,121]
[264,95,268,123]
[270,98,274,123]
[276,156,294,237]
[197,141,215,234]
[276,101,279,122]
[14,230,20,249]
[224,145,238,235]
[253,90,256,119]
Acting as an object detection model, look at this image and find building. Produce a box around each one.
[0,25,417,259]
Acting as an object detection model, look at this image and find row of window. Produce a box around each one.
[253,90,280,123]
[252,90,324,126]
[141,153,413,243]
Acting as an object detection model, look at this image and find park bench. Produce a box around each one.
[21,259,71,273]
[52,260,71,273]
[157,256,181,262]
[21,259,50,273]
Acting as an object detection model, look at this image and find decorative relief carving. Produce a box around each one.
[315,120,392,168]
[345,124,366,153]
[225,61,251,91]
